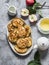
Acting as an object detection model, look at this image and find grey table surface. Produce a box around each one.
[0,0,49,65]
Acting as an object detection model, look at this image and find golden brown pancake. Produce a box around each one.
[17,25,26,37]
[12,18,24,27]
[25,37,32,47]
[24,25,31,37]
[7,22,14,32]
[8,32,18,44]
[14,45,27,54]
[17,38,27,49]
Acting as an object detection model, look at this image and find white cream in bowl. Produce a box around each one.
[8,5,17,16]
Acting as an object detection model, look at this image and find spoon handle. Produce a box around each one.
[40,2,46,8]
[37,2,49,9]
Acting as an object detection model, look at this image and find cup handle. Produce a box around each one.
[6,3,9,7]
[33,44,38,49]
[48,39,49,46]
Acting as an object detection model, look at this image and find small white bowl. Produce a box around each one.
[37,17,49,34]
[8,5,17,16]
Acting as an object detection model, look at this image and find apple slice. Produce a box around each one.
[29,14,37,22]
[21,8,29,17]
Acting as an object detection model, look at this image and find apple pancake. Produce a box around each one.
[17,38,27,49]
[14,45,27,54]
[8,32,18,44]
[12,18,24,27]
[7,22,14,32]
[17,25,26,38]
[24,25,31,36]
[25,37,32,47]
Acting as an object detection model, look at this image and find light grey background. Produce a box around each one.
[0,0,49,65]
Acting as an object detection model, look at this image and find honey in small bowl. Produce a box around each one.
[40,18,49,31]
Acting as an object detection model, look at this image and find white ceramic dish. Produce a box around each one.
[7,20,33,56]
[37,17,49,34]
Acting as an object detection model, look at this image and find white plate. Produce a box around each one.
[7,19,33,56]
[37,17,49,34]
